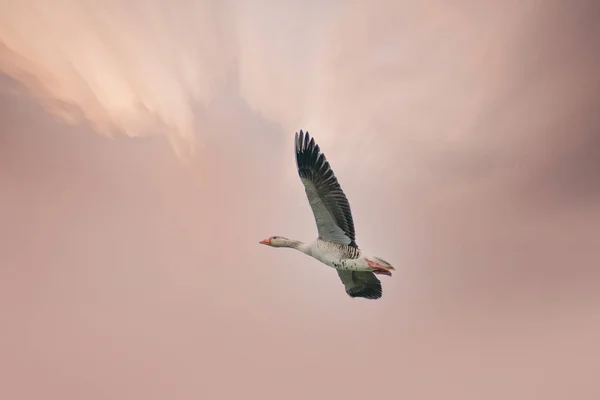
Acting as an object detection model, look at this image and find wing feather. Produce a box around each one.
[337,270,382,299]
[295,130,358,247]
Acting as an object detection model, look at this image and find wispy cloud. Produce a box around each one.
[0,0,240,157]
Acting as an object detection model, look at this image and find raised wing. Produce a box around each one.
[337,270,382,299]
[295,130,357,247]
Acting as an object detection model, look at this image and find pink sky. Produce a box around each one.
[1,1,600,399]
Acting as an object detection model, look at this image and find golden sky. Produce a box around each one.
[1,1,600,399]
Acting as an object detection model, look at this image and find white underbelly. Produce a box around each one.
[308,242,367,271]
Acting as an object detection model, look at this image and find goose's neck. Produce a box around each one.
[282,239,309,254]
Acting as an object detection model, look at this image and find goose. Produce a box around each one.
[259,130,395,300]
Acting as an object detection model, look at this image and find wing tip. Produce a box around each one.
[295,129,318,172]
[296,128,316,145]
[295,129,321,162]
[347,285,383,300]
[348,291,382,300]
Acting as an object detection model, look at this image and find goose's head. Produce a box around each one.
[259,236,290,247]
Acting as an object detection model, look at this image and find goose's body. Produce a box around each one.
[260,130,394,300]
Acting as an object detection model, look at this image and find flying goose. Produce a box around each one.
[260,130,395,300]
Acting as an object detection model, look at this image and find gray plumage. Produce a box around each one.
[337,270,382,299]
[296,130,383,300]
[295,130,357,248]
[260,130,394,300]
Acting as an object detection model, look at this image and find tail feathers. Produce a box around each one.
[372,256,395,270]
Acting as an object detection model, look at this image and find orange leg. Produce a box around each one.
[366,259,392,276]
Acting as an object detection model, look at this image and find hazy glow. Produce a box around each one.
[0,0,240,157]
[1,1,600,399]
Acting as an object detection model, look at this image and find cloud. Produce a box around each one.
[3,0,597,199]
[0,0,239,158]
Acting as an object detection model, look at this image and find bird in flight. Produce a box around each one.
[259,130,395,300]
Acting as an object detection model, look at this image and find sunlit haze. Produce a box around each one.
[2,1,600,399]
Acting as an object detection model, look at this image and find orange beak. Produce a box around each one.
[259,238,271,245]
